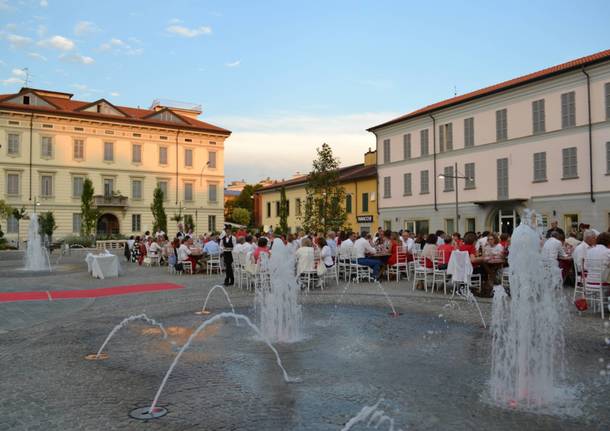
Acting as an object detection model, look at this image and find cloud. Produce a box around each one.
[99,37,143,55]
[225,60,240,68]
[4,33,32,49]
[168,18,182,24]
[208,112,399,182]
[74,21,98,36]
[27,52,47,61]
[0,0,11,10]
[166,24,212,38]
[38,35,75,51]
[60,54,94,64]
[40,0,48,7]
[1,68,27,85]
[109,91,120,97]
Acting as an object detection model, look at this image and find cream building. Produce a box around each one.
[0,87,230,244]
[369,49,610,235]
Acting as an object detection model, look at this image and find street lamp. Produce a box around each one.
[438,162,472,233]
[33,196,41,214]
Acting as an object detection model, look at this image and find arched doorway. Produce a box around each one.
[97,213,120,236]
[486,209,521,235]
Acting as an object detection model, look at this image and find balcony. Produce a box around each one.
[94,195,128,208]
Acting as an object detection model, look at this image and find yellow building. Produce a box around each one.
[0,87,230,243]
[256,150,378,233]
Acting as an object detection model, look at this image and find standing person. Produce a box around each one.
[326,231,338,257]
[221,226,237,286]
[545,220,565,239]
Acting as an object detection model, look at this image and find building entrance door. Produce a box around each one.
[493,209,520,235]
[97,213,120,236]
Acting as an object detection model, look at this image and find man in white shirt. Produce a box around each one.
[583,232,610,282]
[339,232,357,255]
[401,231,415,253]
[542,232,567,261]
[573,229,596,268]
[476,231,489,253]
[435,230,445,247]
[354,232,381,280]
[326,231,338,257]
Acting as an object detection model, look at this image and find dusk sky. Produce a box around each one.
[1,0,609,184]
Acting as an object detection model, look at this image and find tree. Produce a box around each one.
[232,183,262,227]
[300,143,347,233]
[0,200,12,247]
[81,178,99,238]
[150,187,167,233]
[279,186,289,233]
[38,212,57,244]
[231,207,251,226]
[183,214,195,232]
[11,207,26,247]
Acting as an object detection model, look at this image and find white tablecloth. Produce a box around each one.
[85,253,120,279]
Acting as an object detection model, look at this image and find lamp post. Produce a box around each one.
[33,196,40,214]
[438,162,472,233]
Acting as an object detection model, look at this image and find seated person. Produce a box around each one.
[296,238,316,274]
[318,237,334,269]
[421,234,438,268]
[459,232,484,272]
[253,237,270,263]
[541,231,567,262]
[354,232,382,280]
[177,238,197,271]
[387,232,401,266]
[437,236,454,269]
[203,236,220,255]
[483,233,504,259]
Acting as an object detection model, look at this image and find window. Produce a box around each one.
[8,133,20,155]
[132,179,142,200]
[73,139,84,160]
[208,151,217,168]
[466,218,476,233]
[131,214,141,232]
[103,178,114,197]
[103,141,114,161]
[439,123,453,152]
[383,220,392,230]
[40,174,53,197]
[464,162,475,189]
[532,99,545,134]
[184,148,193,167]
[72,176,84,197]
[266,202,271,218]
[285,199,290,216]
[72,213,81,234]
[157,180,168,200]
[7,173,19,195]
[296,198,302,216]
[403,134,411,160]
[159,147,168,165]
[383,176,391,198]
[497,158,509,200]
[561,91,576,129]
[184,183,193,201]
[41,136,53,158]
[445,219,455,235]
[345,194,352,213]
[132,144,142,163]
[23,95,30,105]
[208,215,216,233]
[420,129,429,156]
[606,142,610,173]
[275,201,281,216]
[533,152,547,182]
[464,117,474,148]
[7,214,18,233]
[443,166,454,191]
[420,170,429,194]
[403,173,412,196]
[362,192,369,212]
[383,139,391,163]
[496,109,507,142]
[415,220,430,235]
[605,82,610,119]
[562,147,577,178]
[208,184,217,202]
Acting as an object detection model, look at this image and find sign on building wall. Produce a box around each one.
[356,215,374,223]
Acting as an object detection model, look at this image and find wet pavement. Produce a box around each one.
[0,249,608,430]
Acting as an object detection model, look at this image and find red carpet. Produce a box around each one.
[0,283,184,303]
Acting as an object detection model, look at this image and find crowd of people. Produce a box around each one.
[122,220,610,296]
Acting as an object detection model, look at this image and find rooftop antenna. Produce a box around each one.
[22,68,30,87]
[453,85,457,96]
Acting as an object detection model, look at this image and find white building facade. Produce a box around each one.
[369,50,610,235]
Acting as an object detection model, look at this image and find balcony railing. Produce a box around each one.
[94,195,128,208]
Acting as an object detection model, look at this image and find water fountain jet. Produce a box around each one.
[24,215,52,272]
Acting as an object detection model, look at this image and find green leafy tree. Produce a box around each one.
[11,207,26,247]
[232,183,262,227]
[183,214,195,232]
[38,212,57,243]
[80,178,99,238]
[0,200,10,246]
[150,187,168,233]
[279,186,289,233]
[231,207,251,226]
[300,143,347,233]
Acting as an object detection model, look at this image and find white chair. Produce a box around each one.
[583,258,609,319]
[412,254,434,292]
[349,248,373,283]
[387,246,409,283]
[572,258,585,301]
[432,250,450,294]
[337,247,353,281]
[207,253,222,275]
[446,250,478,296]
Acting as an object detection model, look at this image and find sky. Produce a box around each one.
[1,0,610,184]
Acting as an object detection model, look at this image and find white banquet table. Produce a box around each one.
[85,253,120,279]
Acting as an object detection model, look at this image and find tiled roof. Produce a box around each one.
[257,163,376,192]
[368,48,610,132]
[0,88,231,135]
